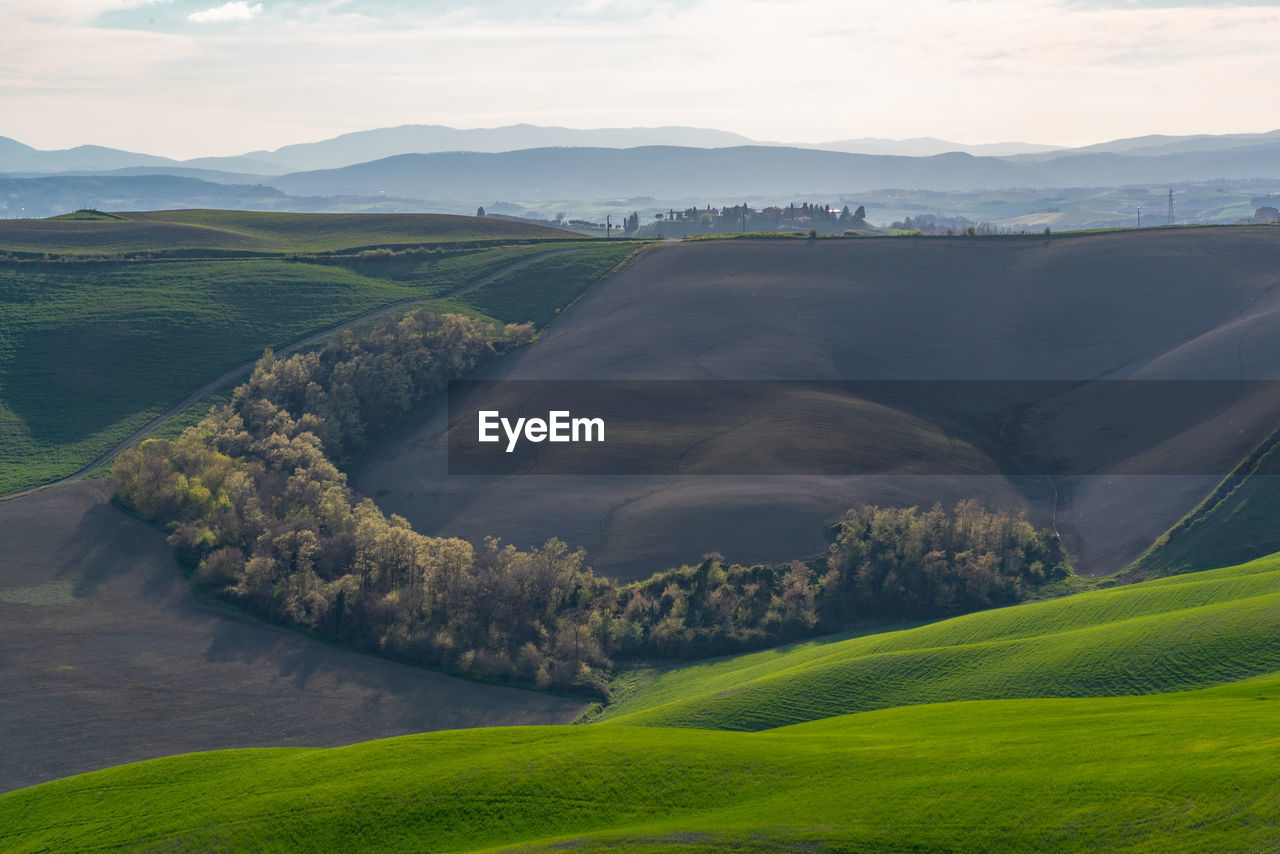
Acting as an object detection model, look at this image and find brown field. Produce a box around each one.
[356,228,1280,579]
[0,482,583,793]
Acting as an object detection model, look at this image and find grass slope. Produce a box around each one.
[0,240,632,495]
[0,210,570,256]
[455,243,645,326]
[596,555,1280,730]
[3,674,1279,852]
[1125,439,1280,579]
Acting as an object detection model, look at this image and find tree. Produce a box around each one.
[476,206,486,217]
[854,205,866,220]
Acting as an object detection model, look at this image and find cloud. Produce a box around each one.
[0,0,172,26]
[187,1,263,23]
[2,0,1279,157]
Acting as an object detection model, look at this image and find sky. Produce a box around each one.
[1,0,1278,159]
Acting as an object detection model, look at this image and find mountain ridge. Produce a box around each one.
[4,124,1277,177]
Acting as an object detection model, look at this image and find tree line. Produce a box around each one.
[114,309,1071,698]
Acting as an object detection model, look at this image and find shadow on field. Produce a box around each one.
[0,481,583,793]
[64,501,165,597]
[357,229,1280,579]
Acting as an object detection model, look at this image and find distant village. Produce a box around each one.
[564,202,875,238]
[558,195,1280,238]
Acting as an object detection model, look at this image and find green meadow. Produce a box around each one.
[0,209,569,256]
[0,212,638,495]
[4,559,1280,852]
[1126,440,1280,580]
[596,556,1280,730]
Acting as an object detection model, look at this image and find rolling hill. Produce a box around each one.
[356,227,1280,580]
[597,554,1280,730]
[3,556,1279,850]
[1123,440,1280,579]
[0,224,641,788]
[5,218,1280,850]
[0,480,584,794]
[0,208,569,256]
[0,212,616,495]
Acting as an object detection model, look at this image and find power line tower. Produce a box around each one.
[1167,189,1175,226]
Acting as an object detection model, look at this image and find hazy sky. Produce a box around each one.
[2,0,1278,158]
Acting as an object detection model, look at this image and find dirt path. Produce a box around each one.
[2,249,575,502]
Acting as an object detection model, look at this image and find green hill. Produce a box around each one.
[0,223,636,495]
[3,673,1278,852]
[596,555,1280,730]
[1124,436,1280,580]
[6,553,1280,850]
[0,209,571,257]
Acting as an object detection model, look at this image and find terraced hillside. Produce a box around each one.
[5,558,1280,851]
[357,227,1280,578]
[598,554,1280,729]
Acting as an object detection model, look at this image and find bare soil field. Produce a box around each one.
[0,482,583,793]
[356,229,1280,578]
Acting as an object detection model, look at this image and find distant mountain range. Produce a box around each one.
[264,143,1280,201]
[789,137,1060,157]
[0,125,761,175]
[1,123,1279,220]
[3,122,1275,176]
[1025,129,1280,158]
[236,124,759,172]
[268,147,1030,199]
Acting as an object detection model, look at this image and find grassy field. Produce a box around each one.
[0,209,571,256]
[2,672,1278,852]
[456,242,644,325]
[1125,439,1280,579]
[0,228,636,495]
[595,555,1280,729]
[5,548,1280,848]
